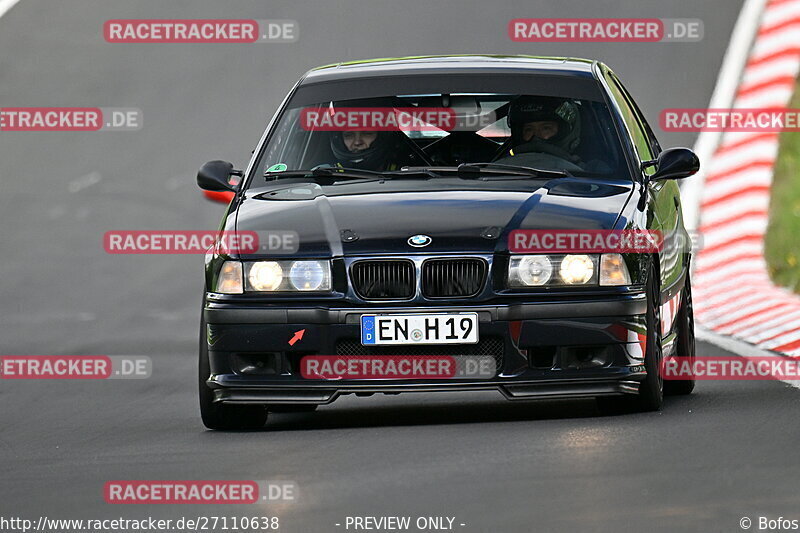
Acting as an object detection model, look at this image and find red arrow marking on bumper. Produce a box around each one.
[288,329,305,346]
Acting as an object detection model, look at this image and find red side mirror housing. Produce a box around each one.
[203,190,235,203]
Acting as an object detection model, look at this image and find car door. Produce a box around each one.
[603,70,685,293]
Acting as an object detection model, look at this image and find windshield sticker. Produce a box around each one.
[266,163,288,172]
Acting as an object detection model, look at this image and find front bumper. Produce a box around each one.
[203,293,649,405]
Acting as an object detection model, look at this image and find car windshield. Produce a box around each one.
[251,80,630,187]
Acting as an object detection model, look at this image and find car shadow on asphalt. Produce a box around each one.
[247,394,680,432]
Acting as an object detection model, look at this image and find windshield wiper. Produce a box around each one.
[456,163,570,179]
[265,166,447,182]
[264,167,384,182]
[382,164,569,180]
[262,164,567,183]
[384,167,446,179]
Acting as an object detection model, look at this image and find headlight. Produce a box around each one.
[244,260,332,292]
[216,261,243,294]
[559,254,596,284]
[289,260,329,291]
[509,255,553,286]
[509,254,602,287]
[248,261,284,291]
[599,253,632,286]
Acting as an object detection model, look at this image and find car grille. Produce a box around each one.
[422,258,487,298]
[336,336,504,368]
[351,260,415,299]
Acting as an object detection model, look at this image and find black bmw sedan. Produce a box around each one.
[197,55,698,429]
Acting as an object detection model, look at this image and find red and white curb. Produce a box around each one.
[690,0,800,357]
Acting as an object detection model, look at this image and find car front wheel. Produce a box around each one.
[598,260,664,413]
[664,271,696,396]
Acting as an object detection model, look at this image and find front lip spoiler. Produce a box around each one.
[204,292,647,324]
[210,377,643,405]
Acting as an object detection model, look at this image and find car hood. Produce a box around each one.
[235,178,634,256]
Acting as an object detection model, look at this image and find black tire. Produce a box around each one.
[664,272,696,396]
[268,405,319,413]
[598,260,664,413]
[199,317,268,430]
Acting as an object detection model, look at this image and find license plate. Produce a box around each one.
[360,313,479,345]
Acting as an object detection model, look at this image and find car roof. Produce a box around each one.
[301,55,600,84]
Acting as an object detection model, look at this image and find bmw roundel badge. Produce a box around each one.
[407,234,432,247]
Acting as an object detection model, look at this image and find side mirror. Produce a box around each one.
[649,148,700,181]
[197,160,239,192]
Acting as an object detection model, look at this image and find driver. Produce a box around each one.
[506,96,582,164]
[324,97,413,172]
[329,130,401,171]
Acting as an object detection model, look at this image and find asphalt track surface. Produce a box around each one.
[2,1,799,532]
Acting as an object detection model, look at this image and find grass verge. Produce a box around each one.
[764,83,800,292]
